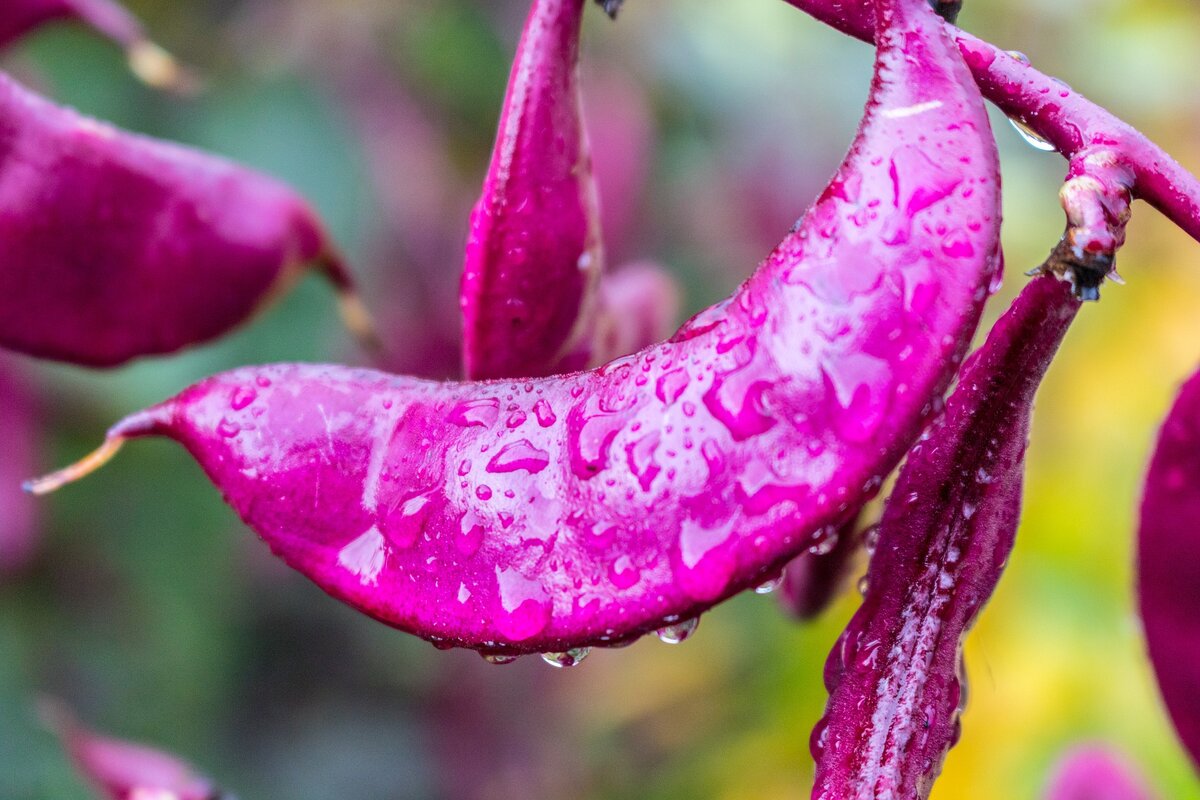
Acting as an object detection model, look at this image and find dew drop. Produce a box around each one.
[230,387,257,410]
[1007,117,1056,152]
[486,439,550,474]
[448,398,501,428]
[656,617,699,644]
[754,574,785,594]
[541,648,591,668]
[857,575,871,595]
[217,418,241,438]
[533,398,557,427]
[481,653,520,665]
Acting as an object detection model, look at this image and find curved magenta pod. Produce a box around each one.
[32,0,1000,655]
[0,73,370,368]
[812,276,1080,799]
[1043,746,1155,800]
[460,0,604,380]
[1139,366,1200,770]
[42,701,227,800]
[0,0,187,89]
[0,360,37,575]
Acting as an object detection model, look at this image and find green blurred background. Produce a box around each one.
[1,0,1199,797]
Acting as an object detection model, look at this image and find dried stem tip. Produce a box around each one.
[23,437,125,496]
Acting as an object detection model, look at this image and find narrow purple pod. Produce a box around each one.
[32,0,1000,655]
[1043,746,1155,800]
[0,73,371,367]
[0,359,38,575]
[460,0,604,380]
[0,0,187,90]
[0,0,139,50]
[812,276,1080,800]
[1138,366,1200,770]
[42,701,227,800]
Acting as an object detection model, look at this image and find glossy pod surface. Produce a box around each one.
[461,0,603,379]
[813,277,1080,799]
[1139,368,1200,770]
[0,73,356,367]
[71,0,1000,654]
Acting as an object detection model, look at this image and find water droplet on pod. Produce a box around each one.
[656,617,699,644]
[542,648,591,668]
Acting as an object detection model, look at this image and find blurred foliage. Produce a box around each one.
[1,0,1199,798]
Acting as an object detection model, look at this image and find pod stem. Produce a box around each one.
[24,437,126,496]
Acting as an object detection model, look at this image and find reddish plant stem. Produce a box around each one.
[783,0,1200,246]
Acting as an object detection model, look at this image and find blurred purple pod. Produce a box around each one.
[0,0,189,90]
[0,358,37,575]
[0,73,372,368]
[461,0,604,380]
[1139,367,1200,770]
[1044,745,1155,800]
[778,515,864,621]
[31,0,1000,658]
[592,261,681,364]
[42,701,230,800]
[582,69,655,265]
[813,276,1080,799]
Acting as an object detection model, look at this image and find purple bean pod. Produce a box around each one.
[1043,745,1155,800]
[1138,367,1200,771]
[30,0,1000,657]
[0,73,371,367]
[0,358,38,575]
[41,700,229,800]
[812,276,1080,799]
[461,0,604,380]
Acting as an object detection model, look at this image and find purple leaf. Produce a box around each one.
[1043,745,1155,800]
[0,72,371,367]
[1139,365,1200,770]
[461,0,604,380]
[31,0,1000,657]
[812,276,1080,799]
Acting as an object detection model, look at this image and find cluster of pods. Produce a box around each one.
[6,0,1200,797]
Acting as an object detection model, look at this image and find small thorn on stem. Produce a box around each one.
[23,438,126,496]
[594,0,624,19]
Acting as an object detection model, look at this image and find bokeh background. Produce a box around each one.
[2,0,1199,797]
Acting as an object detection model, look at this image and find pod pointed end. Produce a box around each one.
[595,0,624,19]
[337,289,383,353]
[24,437,127,496]
[126,40,201,95]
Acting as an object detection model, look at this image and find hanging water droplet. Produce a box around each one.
[481,653,520,665]
[541,648,591,668]
[754,574,785,594]
[857,575,871,595]
[656,617,699,644]
[1007,117,1056,152]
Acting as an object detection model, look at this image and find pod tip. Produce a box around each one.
[24,437,126,496]
[337,290,383,352]
[126,40,201,95]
